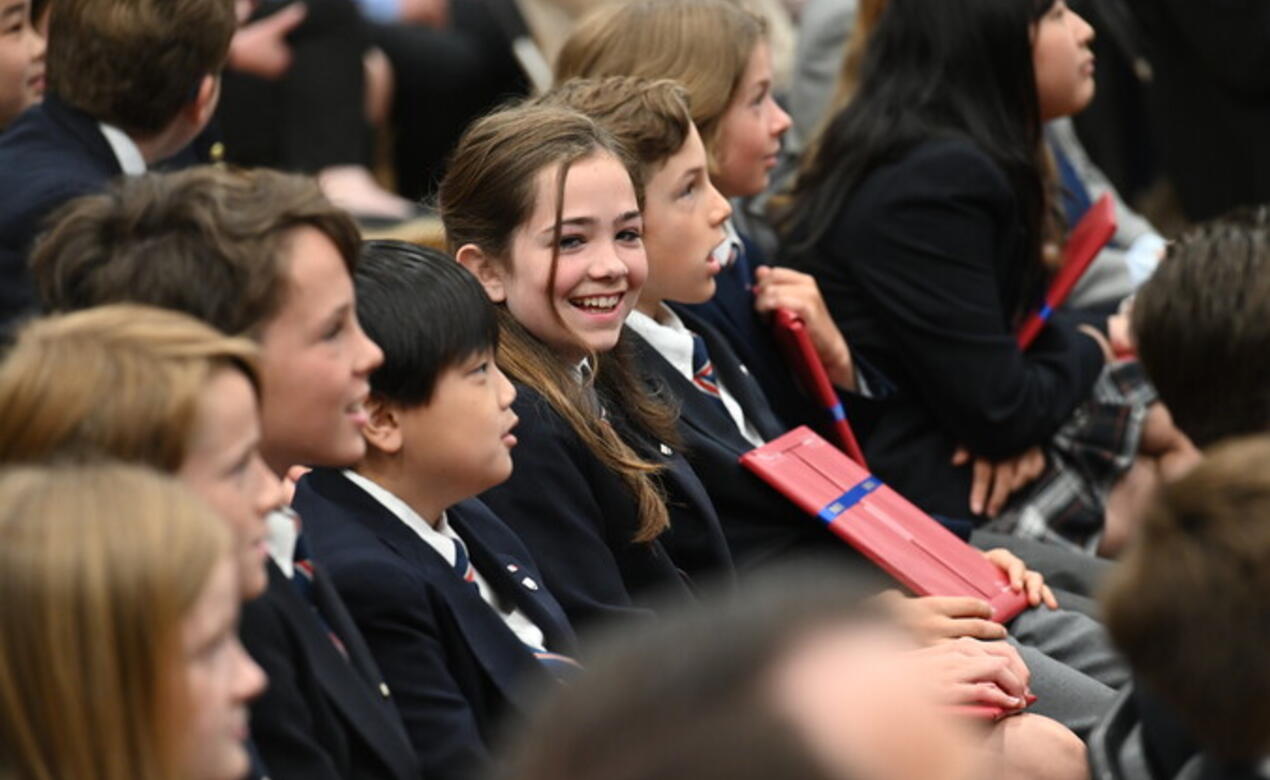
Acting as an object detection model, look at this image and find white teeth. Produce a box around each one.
[570,294,621,311]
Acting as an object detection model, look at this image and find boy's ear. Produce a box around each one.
[188,74,221,129]
[361,396,404,456]
[456,244,507,303]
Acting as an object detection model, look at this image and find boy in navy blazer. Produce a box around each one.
[0,0,234,331]
[295,241,578,780]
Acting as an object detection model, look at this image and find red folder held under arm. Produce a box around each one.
[739,427,1029,623]
[1017,193,1118,349]
[771,309,869,467]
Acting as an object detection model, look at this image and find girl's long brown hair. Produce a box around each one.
[440,103,680,543]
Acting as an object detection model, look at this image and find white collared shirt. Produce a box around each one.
[97,122,146,175]
[342,470,549,651]
[266,507,299,578]
[627,305,766,448]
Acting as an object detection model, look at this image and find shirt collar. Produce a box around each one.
[626,305,695,381]
[265,506,299,578]
[97,121,146,175]
[342,470,458,567]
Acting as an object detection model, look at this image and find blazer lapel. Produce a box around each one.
[263,562,416,777]
[307,471,560,707]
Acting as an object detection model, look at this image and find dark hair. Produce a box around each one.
[31,167,361,337]
[781,0,1055,318]
[1103,435,1270,760]
[45,0,234,136]
[496,563,883,780]
[1132,207,1270,447]
[354,240,499,407]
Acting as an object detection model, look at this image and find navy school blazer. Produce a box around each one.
[0,94,123,330]
[295,468,577,780]
[477,378,734,634]
[627,308,892,587]
[239,559,420,780]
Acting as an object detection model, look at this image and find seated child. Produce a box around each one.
[293,240,578,780]
[546,73,1127,740]
[0,0,234,330]
[0,0,43,130]
[0,462,265,780]
[1102,436,1270,779]
[440,102,734,632]
[29,167,421,780]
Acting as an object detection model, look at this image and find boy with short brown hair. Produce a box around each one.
[0,0,235,330]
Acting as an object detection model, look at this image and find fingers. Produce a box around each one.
[936,616,1008,641]
[1040,584,1059,610]
[922,596,995,620]
[970,640,1031,692]
[265,1,307,34]
[950,446,970,467]
[985,460,1014,517]
[969,457,992,515]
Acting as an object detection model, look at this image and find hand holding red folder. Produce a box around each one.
[739,427,1030,623]
[1017,193,1117,349]
[771,308,869,467]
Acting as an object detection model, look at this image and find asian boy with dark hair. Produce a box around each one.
[0,0,235,329]
[293,240,578,780]
[28,167,420,780]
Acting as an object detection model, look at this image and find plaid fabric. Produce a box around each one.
[984,360,1158,552]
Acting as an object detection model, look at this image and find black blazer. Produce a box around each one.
[0,94,123,330]
[239,558,420,780]
[629,310,894,583]
[294,468,577,780]
[478,380,731,633]
[795,137,1105,523]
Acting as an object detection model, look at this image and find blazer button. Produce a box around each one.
[659,443,673,456]
[379,682,391,698]
[521,576,539,591]
[739,364,750,374]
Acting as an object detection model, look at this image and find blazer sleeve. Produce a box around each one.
[838,142,1105,458]
[479,390,653,629]
[327,558,487,780]
[239,595,347,780]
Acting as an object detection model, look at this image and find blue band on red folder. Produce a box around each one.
[829,402,846,422]
[1038,303,1054,321]
[817,477,882,523]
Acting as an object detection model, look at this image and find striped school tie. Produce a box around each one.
[690,332,728,414]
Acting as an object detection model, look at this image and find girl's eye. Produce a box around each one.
[679,181,696,200]
[617,228,643,244]
[323,321,344,340]
[559,234,584,251]
[470,361,490,376]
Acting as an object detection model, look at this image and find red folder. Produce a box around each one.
[1017,193,1117,349]
[739,426,1029,623]
[771,309,869,467]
